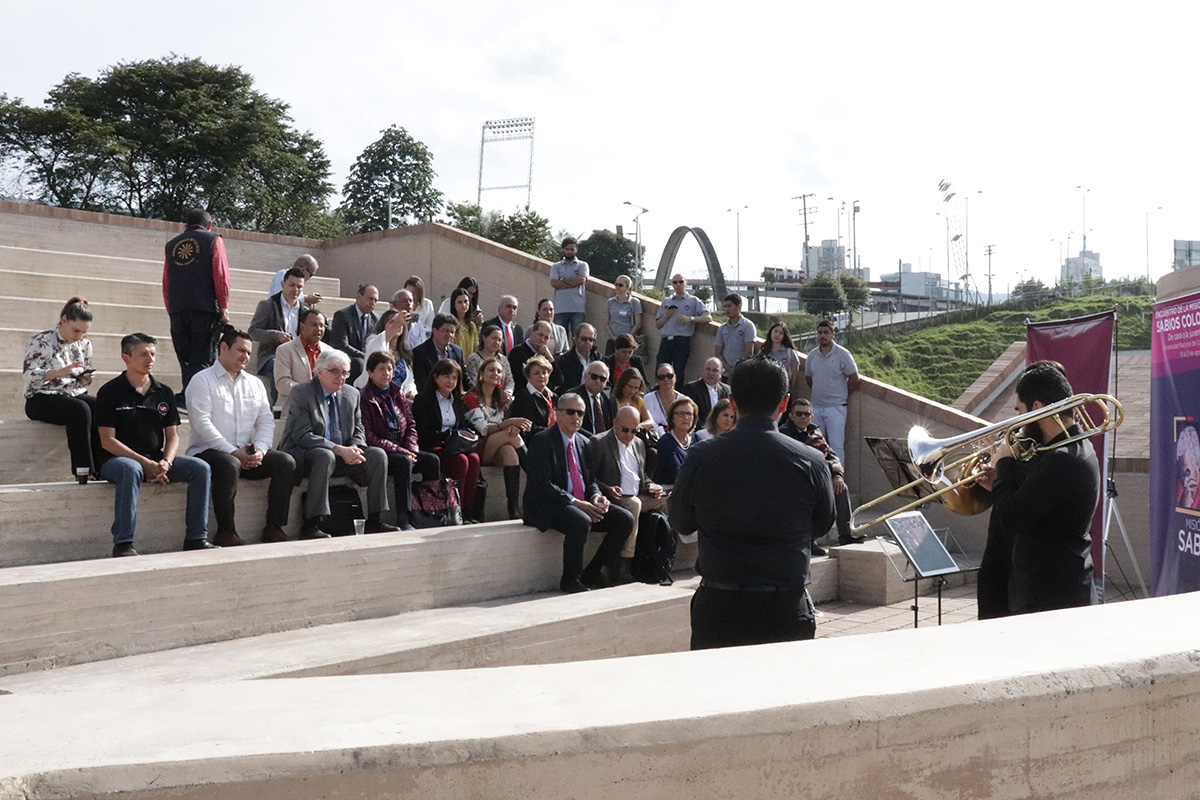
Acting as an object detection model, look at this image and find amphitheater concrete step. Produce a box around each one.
[0,295,254,338]
[0,521,699,676]
[0,243,343,297]
[0,576,706,693]
[0,366,184,418]
[0,418,192,484]
[0,267,338,316]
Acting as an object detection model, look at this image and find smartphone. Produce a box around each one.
[79,367,97,375]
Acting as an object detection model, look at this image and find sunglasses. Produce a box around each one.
[671,280,685,284]
[560,407,586,417]
[579,336,596,342]
[793,411,812,417]
[656,373,674,380]
[616,425,638,434]
[586,373,607,380]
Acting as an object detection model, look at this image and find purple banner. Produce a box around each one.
[1027,311,1115,589]
[1151,292,1200,596]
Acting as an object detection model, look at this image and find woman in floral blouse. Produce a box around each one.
[23,297,98,479]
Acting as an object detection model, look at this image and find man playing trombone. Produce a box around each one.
[975,363,1102,616]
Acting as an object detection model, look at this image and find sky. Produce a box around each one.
[3,1,1198,299]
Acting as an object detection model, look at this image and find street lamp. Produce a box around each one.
[623,201,649,287]
[827,197,847,272]
[1146,206,1163,282]
[851,200,861,275]
[1075,185,1090,257]
[726,205,749,284]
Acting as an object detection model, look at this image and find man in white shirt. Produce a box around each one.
[249,268,309,406]
[804,319,860,463]
[187,329,298,545]
[268,254,322,306]
[586,405,667,583]
[390,288,426,348]
[484,295,523,356]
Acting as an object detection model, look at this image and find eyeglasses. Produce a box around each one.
[656,373,674,380]
[616,425,638,434]
[323,368,350,377]
[560,407,586,417]
[673,411,695,418]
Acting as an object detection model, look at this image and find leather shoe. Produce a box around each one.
[365,519,401,533]
[611,558,635,585]
[213,530,246,547]
[560,577,591,594]
[299,520,331,540]
[183,538,219,551]
[261,524,293,543]
[581,568,611,589]
[112,541,139,558]
[811,544,828,557]
[838,535,866,546]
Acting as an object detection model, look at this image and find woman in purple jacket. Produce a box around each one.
[361,351,440,530]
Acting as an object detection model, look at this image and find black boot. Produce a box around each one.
[503,465,522,520]
[471,477,488,523]
[516,445,528,471]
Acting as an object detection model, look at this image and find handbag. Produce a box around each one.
[410,478,463,528]
[442,429,479,456]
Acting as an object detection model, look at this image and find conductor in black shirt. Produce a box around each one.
[670,356,835,650]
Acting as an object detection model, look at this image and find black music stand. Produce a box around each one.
[878,510,980,627]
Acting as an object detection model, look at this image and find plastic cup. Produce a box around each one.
[353,519,366,536]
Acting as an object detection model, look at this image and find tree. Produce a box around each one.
[443,200,557,260]
[839,273,870,309]
[798,272,847,316]
[0,57,336,236]
[578,228,639,283]
[340,125,442,233]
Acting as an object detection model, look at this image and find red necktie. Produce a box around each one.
[567,438,586,501]
[504,323,514,354]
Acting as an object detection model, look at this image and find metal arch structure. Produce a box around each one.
[653,226,727,299]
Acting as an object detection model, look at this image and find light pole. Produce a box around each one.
[851,200,861,275]
[828,197,847,272]
[1075,185,1089,258]
[623,201,649,287]
[1146,205,1163,283]
[726,205,749,284]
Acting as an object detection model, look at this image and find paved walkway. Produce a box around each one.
[816,581,978,637]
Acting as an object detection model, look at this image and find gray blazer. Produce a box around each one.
[278,377,366,453]
[586,428,651,497]
[249,292,309,371]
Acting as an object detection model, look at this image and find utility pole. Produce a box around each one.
[984,244,997,305]
[792,194,815,275]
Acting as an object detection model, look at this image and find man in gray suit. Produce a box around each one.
[277,349,398,537]
[586,405,667,583]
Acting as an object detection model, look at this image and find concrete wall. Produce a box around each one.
[3,593,1198,799]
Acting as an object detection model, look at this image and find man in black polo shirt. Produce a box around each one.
[670,356,834,649]
[95,333,214,557]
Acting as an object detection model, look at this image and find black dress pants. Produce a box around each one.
[25,392,99,476]
[170,310,220,397]
[548,503,635,581]
[197,448,297,531]
[690,584,815,650]
[385,449,440,513]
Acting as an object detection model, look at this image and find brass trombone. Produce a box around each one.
[850,393,1123,533]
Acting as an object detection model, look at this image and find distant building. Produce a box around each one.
[879,262,960,300]
[1061,250,1102,285]
[762,266,804,283]
[802,239,846,277]
[1173,240,1200,271]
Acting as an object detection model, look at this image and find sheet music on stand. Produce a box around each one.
[875,510,981,627]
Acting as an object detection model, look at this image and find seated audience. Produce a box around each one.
[535,298,571,356]
[274,308,333,420]
[268,254,322,306]
[654,396,698,488]
[681,357,731,432]
[278,349,398,538]
[523,392,635,593]
[508,354,557,443]
[95,333,213,556]
[412,313,464,389]
[645,363,684,436]
[353,308,415,397]
[508,319,556,380]
[551,322,601,392]
[586,406,667,584]
[411,359,484,523]
[449,287,479,357]
[328,283,380,385]
[612,367,656,432]
[563,361,616,436]
[464,323,516,395]
[602,333,645,387]
[694,398,736,442]
[249,267,309,402]
[405,275,437,332]
[390,288,425,349]
[188,328,297,545]
[483,295,523,356]
[464,356,531,519]
[437,276,485,327]
[23,297,100,481]
[361,351,440,531]
[779,397,860,552]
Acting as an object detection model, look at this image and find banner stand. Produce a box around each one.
[1103,478,1148,599]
